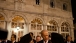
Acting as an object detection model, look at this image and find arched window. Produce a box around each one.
[11,16,25,29]
[61,22,70,39]
[47,20,58,33]
[11,16,25,41]
[31,18,42,30]
[63,3,67,10]
[31,18,43,37]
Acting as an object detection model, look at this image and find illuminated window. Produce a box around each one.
[31,18,42,37]
[47,20,58,33]
[61,22,70,32]
[11,16,25,29]
[61,22,70,39]
[31,18,42,30]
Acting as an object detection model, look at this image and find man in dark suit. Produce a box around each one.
[0,28,8,40]
[1,39,12,43]
[74,38,76,43]
[0,27,12,43]
[37,30,51,43]
[65,35,74,43]
[51,33,64,43]
[36,35,41,43]
[18,32,33,43]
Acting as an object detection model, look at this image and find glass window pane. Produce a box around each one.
[37,25,42,30]
[31,24,36,30]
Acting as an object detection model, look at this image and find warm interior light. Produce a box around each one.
[17,27,20,30]
[14,27,20,33]
[47,23,50,25]
[14,29,18,33]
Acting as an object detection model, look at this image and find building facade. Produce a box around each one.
[0,0,74,41]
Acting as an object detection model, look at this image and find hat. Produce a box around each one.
[18,32,33,43]
[51,33,64,43]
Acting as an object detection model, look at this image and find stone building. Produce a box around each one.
[0,0,74,41]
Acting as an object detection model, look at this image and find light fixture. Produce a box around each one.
[14,29,18,33]
[14,26,20,33]
[47,23,50,25]
[16,26,20,30]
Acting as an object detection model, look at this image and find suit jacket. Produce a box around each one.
[12,41,17,43]
[37,40,51,43]
[51,33,65,43]
[64,41,74,43]
[2,40,12,43]
[74,39,76,43]
[33,39,36,43]
[18,33,32,43]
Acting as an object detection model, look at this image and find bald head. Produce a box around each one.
[41,30,49,41]
[41,30,48,35]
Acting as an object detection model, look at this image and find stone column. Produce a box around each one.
[43,24,47,30]
[6,21,12,40]
[70,27,74,41]
[58,26,61,34]
[23,23,29,35]
[5,21,7,29]
[26,23,30,33]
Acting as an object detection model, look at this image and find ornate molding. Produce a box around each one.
[0,7,73,20]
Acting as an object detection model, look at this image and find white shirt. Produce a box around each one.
[67,41,71,43]
[12,41,15,43]
[5,40,7,43]
[43,40,48,43]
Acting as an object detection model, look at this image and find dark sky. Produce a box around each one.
[71,0,76,24]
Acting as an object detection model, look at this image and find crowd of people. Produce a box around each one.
[0,27,76,43]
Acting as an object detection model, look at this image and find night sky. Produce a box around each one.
[71,0,76,24]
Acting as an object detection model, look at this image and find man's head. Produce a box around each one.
[66,35,72,41]
[36,35,41,42]
[41,30,49,41]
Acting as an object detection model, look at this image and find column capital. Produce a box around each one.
[5,21,11,23]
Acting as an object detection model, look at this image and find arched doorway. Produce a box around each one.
[11,16,25,41]
[30,18,43,38]
[47,20,58,34]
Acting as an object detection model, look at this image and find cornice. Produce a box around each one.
[0,7,73,20]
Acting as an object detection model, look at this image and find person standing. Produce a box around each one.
[36,35,41,43]
[65,35,74,43]
[37,30,51,43]
[2,39,12,43]
[11,34,17,43]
